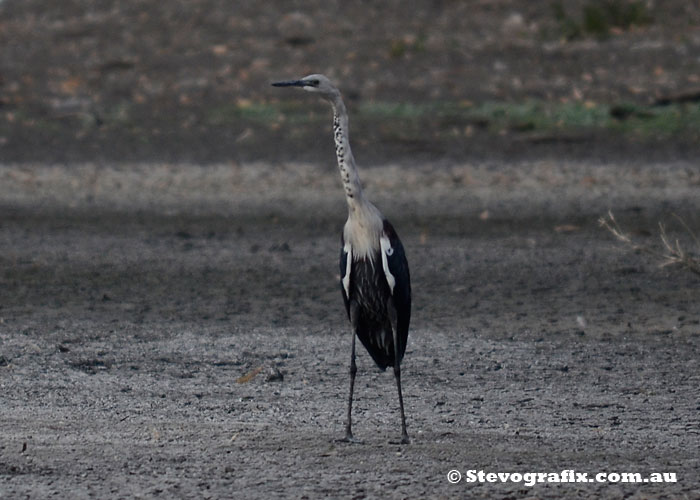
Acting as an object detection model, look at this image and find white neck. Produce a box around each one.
[331,94,385,260]
[331,98,365,212]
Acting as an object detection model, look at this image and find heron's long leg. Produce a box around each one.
[394,365,409,444]
[343,302,359,442]
[344,331,357,440]
[388,299,409,444]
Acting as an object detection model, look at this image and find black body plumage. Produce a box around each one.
[340,220,411,371]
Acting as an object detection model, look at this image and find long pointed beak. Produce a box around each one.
[271,80,306,87]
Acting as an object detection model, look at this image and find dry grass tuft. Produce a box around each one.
[599,211,700,277]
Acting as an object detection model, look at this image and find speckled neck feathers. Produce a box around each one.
[331,98,364,208]
[331,95,384,260]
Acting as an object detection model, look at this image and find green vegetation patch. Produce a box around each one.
[237,98,700,141]
[551,0,653,40]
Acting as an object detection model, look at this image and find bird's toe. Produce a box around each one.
[390,435,411,445]
[336,433,363,445]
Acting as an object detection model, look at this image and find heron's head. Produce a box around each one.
[271,74,340,100]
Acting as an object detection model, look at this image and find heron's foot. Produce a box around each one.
[390,434,411,445]
[336,432,363,444]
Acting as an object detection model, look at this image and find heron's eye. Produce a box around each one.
[309,79,320,86]
[386,247,394,256]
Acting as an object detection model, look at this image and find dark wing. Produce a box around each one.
[339,233,351,320]
[383,220,411,359]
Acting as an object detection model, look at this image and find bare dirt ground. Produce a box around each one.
[1,162,699,499]
[2,1,700,498]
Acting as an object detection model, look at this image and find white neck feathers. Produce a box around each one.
[332,95,384,261]
[332,99,364,209]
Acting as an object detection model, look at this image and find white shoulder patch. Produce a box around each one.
[380,236,396,293]
[342,243,352,297]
